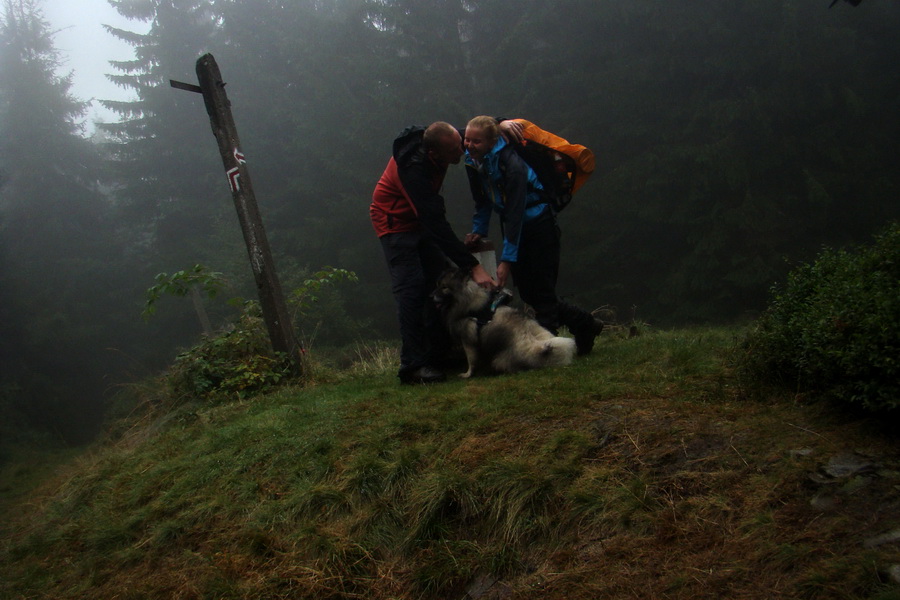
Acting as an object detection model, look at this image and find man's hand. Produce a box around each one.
[499,120,525,145]
[464,232,483,251]
[470,263,497,289]
[496,261,512,289]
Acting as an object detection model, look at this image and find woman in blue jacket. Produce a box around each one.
[463,115,602,355]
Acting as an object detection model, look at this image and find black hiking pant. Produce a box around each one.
[509,214,595,336]
[379,230,450,376]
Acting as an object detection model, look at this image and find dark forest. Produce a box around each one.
[1,0,898,443]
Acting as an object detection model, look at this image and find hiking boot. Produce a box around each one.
[399,365,447,385]
[574,318,604,356]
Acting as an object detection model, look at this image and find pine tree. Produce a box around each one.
[101,0,227,268]
[0,0,119,442]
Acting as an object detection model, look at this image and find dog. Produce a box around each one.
[432,269,576,378]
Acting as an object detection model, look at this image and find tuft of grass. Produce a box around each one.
[347,340,400,376]
[478,457,572,544]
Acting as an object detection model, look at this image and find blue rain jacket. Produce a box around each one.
[464,137,550,262]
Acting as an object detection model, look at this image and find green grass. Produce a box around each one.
[2,327,899,599]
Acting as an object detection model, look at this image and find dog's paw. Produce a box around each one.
[458,371,473,379]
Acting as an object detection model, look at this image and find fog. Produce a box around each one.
[44,0,144,130]
[1,0,898,445]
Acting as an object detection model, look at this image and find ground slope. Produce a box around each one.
[2,328,899,599]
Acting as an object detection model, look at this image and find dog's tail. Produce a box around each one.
[539,337,577,366]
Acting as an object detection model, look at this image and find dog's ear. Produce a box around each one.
[433,268,450,287]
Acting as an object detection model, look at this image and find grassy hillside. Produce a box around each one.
[2,328,899,599]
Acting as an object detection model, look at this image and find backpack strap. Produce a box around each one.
[497,145,548,210]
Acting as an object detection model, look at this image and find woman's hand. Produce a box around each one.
[496,261,512,289]
[470,264,497,289]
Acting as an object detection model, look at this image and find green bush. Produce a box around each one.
[167,302,294,401]
[160,266,362,401]
[741,223,899,412]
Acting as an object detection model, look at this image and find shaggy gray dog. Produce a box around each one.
[432,269,576,378]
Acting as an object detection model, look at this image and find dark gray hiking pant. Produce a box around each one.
[379,230,450,375]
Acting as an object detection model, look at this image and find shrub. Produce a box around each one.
[741,223,899,413]
[167,302,294,401]
[159,266,362,401]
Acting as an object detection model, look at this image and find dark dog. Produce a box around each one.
[432,269,576,377]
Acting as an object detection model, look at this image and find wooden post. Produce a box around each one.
[189,286,213,336]
[174,53,301,372]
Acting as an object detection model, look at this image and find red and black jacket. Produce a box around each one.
[370,126,478,271]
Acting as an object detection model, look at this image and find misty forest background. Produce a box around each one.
[1,0,898,445]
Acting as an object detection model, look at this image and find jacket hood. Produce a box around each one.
[392,126,426,167]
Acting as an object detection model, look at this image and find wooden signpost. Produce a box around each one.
[171,53,302,373]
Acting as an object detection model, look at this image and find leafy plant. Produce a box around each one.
[287,266,366,347]
[288,267,358,318]
[167,301,293,401]
[142,264,227,321]
[161,266,361,401]
[740,222,900,412]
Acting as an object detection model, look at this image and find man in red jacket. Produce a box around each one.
[371,121,503,384]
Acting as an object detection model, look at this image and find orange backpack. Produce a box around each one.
[505,119,596,213]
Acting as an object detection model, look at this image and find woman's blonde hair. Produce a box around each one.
[466,115,500,143]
